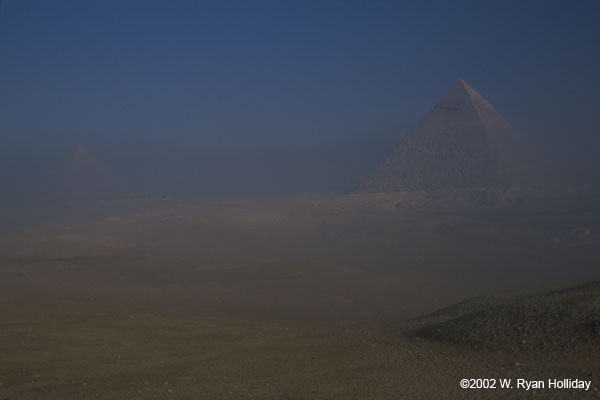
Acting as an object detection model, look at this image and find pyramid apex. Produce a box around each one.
[455,79,478,94]
[39,144,131,201]
[71,144,91,155]
[66,144,101,167]
[433,80,493,112]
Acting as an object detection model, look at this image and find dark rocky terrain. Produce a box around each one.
[414,281,600,358]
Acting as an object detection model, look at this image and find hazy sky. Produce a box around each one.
[1,0,599,159]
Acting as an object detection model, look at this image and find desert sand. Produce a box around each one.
[1,189,599,398]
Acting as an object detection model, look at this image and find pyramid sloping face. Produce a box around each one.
[359,80,535,192]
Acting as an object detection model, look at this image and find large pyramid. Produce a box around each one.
[359,80,538,192]
[37,145,130,201]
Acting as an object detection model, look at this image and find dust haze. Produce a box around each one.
[1,2,600,399]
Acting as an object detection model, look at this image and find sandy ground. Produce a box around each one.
[1,302,598,400]
[1,189,599,398]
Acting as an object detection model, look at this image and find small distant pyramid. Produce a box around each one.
[38,145,130,201]
[359,80,540,192]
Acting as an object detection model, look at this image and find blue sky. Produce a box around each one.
[1,0,599,158]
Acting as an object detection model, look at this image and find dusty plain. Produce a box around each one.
[1,188,599,399]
